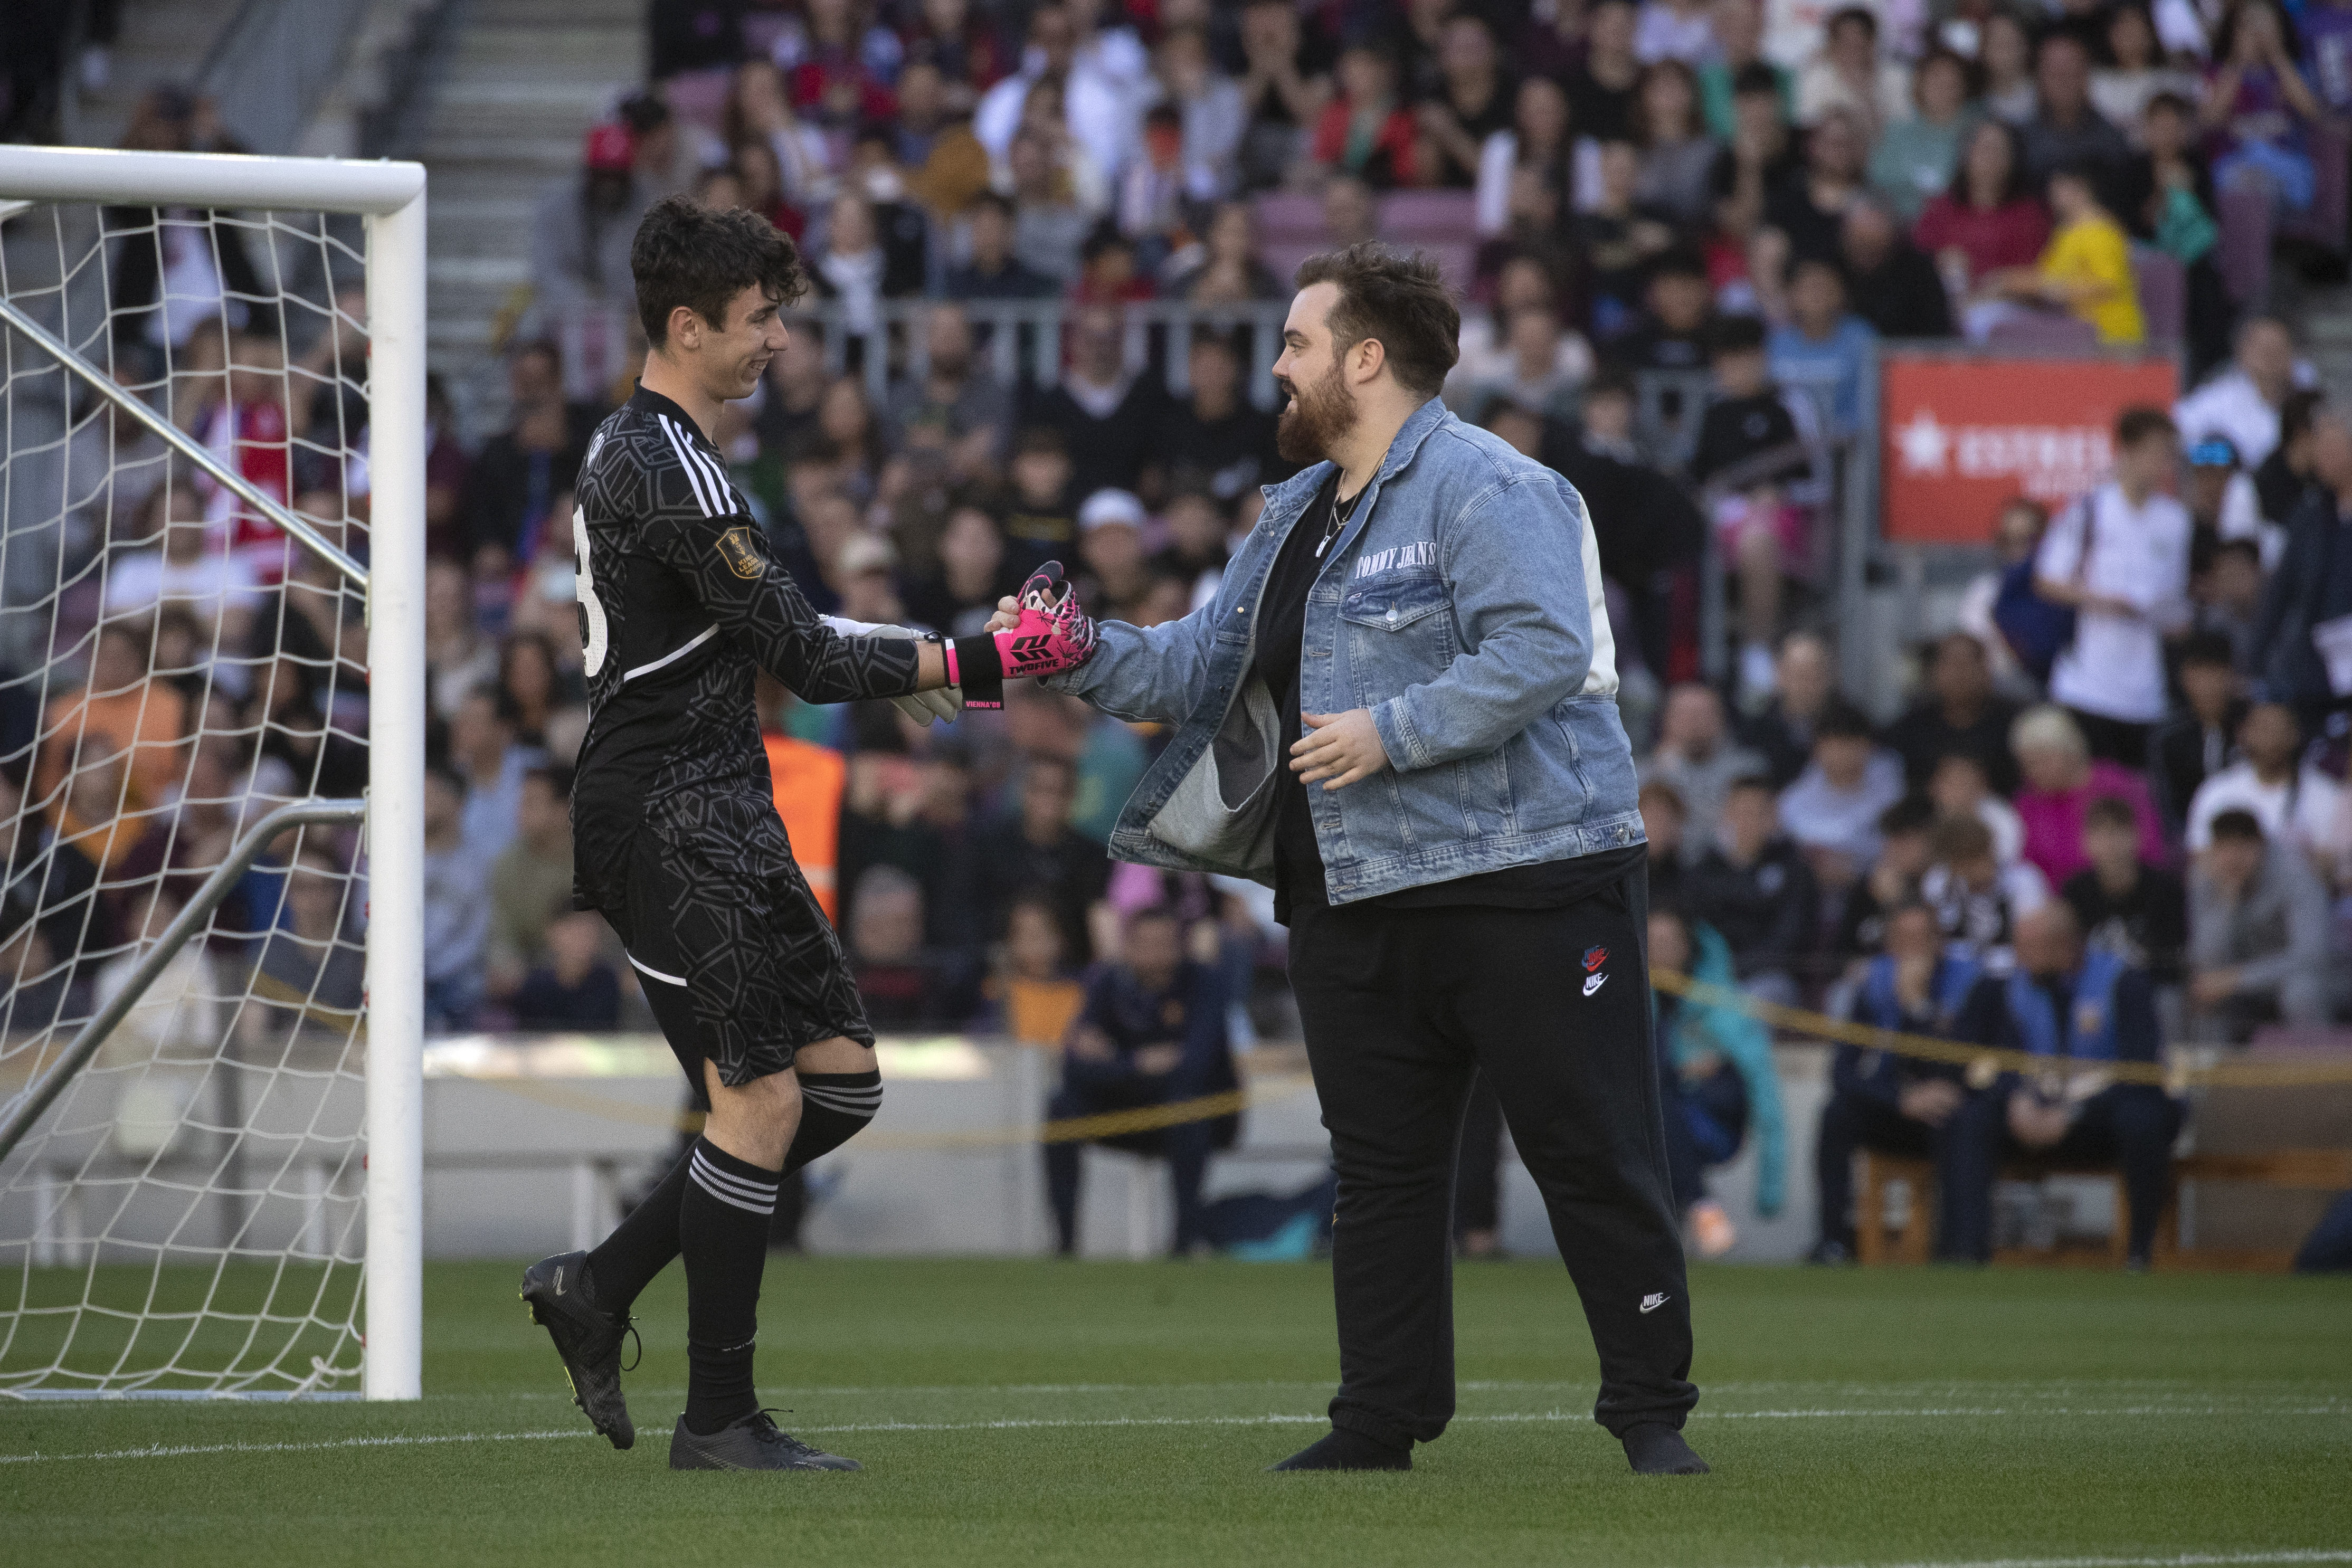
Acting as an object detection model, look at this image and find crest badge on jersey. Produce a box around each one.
[715,525,763,579]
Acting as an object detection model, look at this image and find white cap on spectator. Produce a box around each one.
[1077,489,1146,533]
[837,533,899,577]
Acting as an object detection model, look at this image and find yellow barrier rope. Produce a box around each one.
[1648,967,2352,1088]
[452,968,2352,1146]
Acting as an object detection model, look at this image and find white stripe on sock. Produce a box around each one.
[690,1148,777,1198]
[800,1087,882,1113]
[690,1148,779,1209]
[688,1164,775,1215]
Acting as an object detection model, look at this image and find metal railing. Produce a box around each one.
[1631,353,1882,706]
[788,298,1293,413]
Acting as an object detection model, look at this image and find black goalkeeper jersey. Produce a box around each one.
[568,384,920,912]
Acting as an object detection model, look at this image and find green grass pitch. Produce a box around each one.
[3,1258,2347,1567]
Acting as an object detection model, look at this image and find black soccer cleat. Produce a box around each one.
[520,1250,636,1450]
[669,1410,862,1471]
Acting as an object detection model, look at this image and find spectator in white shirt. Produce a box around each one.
[1640,683,1769,864]
[2174,316,2310,469]
[103,484,262,645]
[2184,701,2349,865]
[1777,700,1907,889]
[1636,0,1721,63]
[1795,7,1912,137]
[976,1,1148,193]
[2033,405,2193,763]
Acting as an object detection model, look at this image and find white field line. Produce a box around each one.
[1795,1554,2352,1568]
[6,1400,2347,1465]
[473,1377,2352,1402]
[0,1429,587,1465]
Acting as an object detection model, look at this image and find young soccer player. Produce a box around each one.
[520,195,1098,1471]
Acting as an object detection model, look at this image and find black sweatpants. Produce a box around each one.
[1451,1072,1505,1236]
[1287,872,1699,1448]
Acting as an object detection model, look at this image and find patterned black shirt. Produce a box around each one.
[568,384,919,909]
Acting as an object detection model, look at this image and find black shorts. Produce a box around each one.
[592,826,871,1088]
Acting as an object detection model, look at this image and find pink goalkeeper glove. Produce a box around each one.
[947,561,1099,709]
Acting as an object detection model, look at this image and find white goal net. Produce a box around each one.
[0,149,425,1400]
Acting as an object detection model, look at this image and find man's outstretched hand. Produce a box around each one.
[1292,709,1390,790]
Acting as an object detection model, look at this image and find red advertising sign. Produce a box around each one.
[1879,354,2180,544]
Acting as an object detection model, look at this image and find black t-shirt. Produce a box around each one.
[1709,142,1805,206]
[1429,80,1519,187]
[1253,472,1647,924]
[1692,390,1806,488]
[2061,865,2187,985]
[1564,67,1637,144]
[1763,177,1847,264]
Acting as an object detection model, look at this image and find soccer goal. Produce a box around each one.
[0,146,424,1400]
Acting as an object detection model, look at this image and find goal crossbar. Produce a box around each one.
[0,145,428,1400]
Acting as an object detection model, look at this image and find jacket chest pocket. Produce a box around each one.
[1338,576,1453,704]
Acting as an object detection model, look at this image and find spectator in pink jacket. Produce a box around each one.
[2010,705,2169,886]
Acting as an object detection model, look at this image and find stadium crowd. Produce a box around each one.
[6,0,2352,1262]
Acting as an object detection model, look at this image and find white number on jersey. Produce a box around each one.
[574,503,609,676]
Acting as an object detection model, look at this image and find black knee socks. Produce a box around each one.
[786,1071,882,1176]
[681,1136,779,1436]
[586,1072,880,1312]
[587,1143,693,1315]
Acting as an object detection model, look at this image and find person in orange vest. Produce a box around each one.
[989,890,1085,1047]
[754,672,846,923]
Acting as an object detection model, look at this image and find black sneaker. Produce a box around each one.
[669,1410,862,1471]
[519,1251,636,1450]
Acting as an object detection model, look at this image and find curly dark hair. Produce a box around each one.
[630,194,804,347]
[1292,242,1459,398]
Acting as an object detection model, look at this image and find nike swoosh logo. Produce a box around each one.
[1583,973,1608,996]
[553,1267,565,1297]
[1640,1293,1668,1313]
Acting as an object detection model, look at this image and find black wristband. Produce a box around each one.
[952,633,1006,710]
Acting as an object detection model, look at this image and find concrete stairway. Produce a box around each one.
[416,0,644,433]
[64,0,238,149]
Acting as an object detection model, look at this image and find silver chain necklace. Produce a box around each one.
[1315,485,1362,559]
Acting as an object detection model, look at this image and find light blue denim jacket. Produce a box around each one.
[1047,396,1644,901]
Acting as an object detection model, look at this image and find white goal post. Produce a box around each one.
[0,146,425,1401]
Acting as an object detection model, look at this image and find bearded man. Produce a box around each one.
[1028,244,1708,1476]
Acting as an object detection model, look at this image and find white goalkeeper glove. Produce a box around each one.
[820,615,963,726]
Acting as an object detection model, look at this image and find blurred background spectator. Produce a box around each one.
[20,0,2352,1278]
